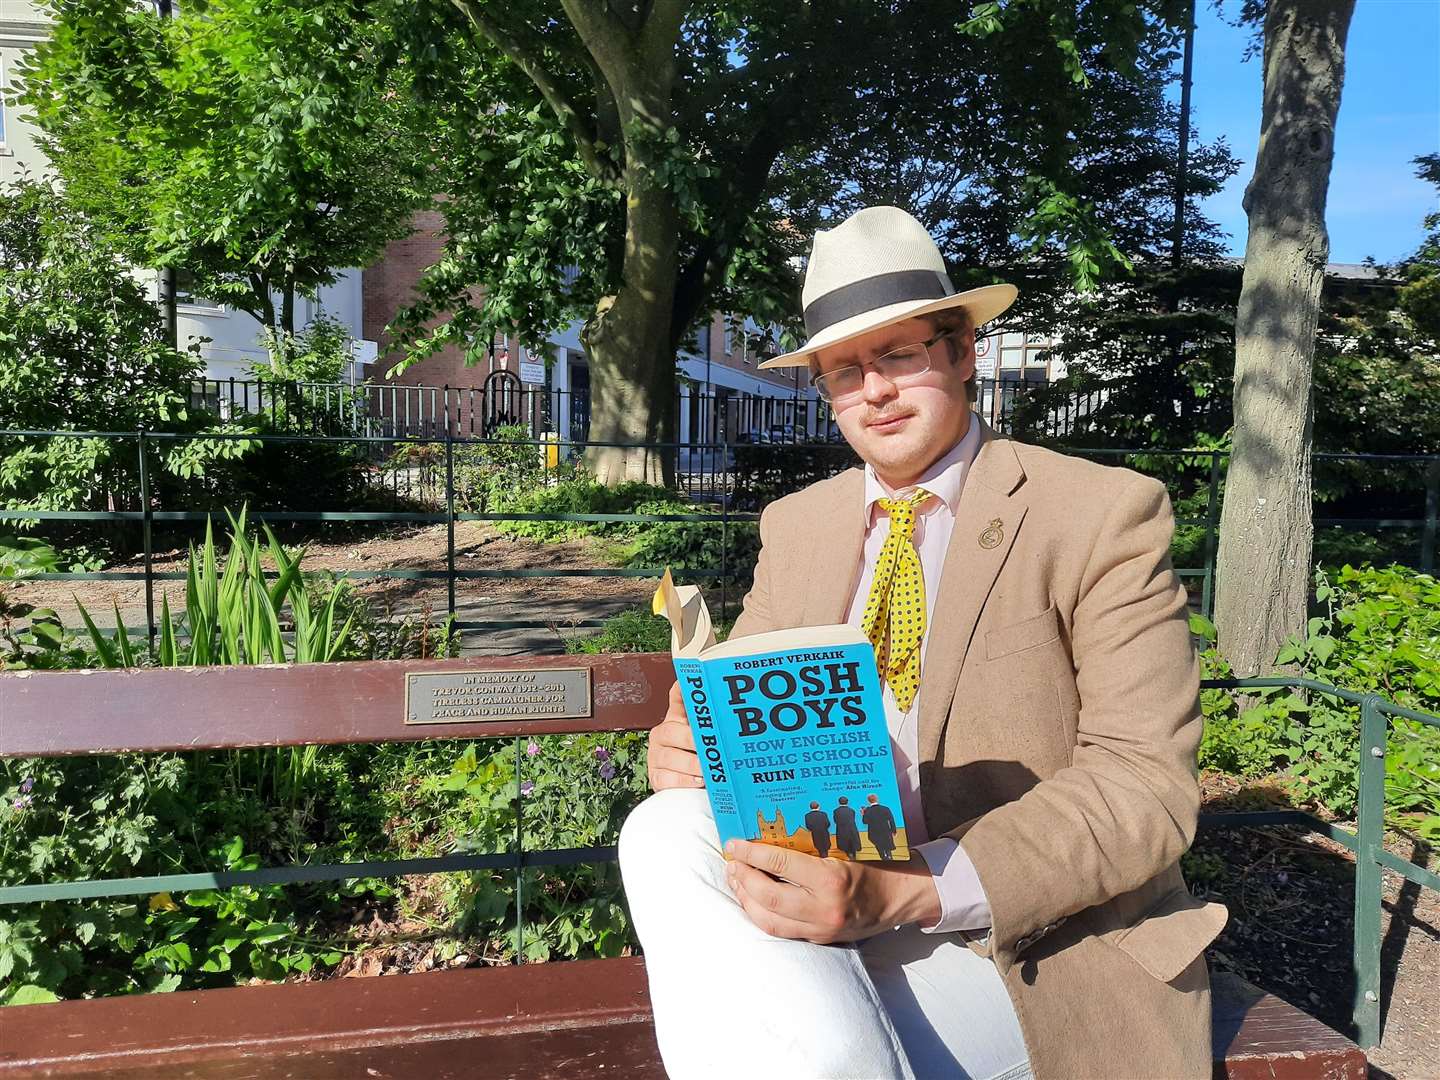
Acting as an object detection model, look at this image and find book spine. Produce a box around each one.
[673,656,745,846]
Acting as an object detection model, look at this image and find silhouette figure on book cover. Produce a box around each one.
[862,794,897,861]
[833,796,861,859]
[803,802,831,858]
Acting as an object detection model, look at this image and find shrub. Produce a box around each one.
[452,424,569,513]
[491,478,674,542]
[1197,564,1440,838]
[730,441,858,512]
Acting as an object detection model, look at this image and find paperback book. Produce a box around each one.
[653,570,908,862]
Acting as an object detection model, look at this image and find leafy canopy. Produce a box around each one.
[16,0,433,330]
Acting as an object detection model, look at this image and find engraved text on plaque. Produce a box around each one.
[405,668,593,725]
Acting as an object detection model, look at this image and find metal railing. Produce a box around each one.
[0,429,758,642]
[2,429,1436,646]
[1,665,1435,1050]
[190,375,1098,445]
[1196,678,1440,1048]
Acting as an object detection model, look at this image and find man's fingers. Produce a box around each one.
[729,861,807,919]
[727,838,802,882]
[650,768,706,791]
[647,743,701,779]
[731,880,828,942]
[651,716,695,752]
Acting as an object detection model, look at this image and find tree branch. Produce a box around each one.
[671,75,808,338]
[451,1,619,182]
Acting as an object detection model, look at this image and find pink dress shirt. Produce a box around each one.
[844,419,992,934]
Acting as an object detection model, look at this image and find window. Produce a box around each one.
[172,269,222,310]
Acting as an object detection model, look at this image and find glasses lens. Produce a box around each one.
[876,343,931,378]
[815,365,863,401]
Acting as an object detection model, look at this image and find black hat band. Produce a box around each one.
[802,269,953,338]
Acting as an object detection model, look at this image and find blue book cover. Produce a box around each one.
[655,571,909,862]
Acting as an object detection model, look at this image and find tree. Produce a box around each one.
[1396,154,1440,342]
[16,0,432,348]
[383,0,1201,482]
[1215,0,1356,677]
[0,179,250,545]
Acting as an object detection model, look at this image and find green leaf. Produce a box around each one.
[248,923,292,946]
[6,985,60,1006]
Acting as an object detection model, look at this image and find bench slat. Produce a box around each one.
[0,655,673,756]
[1211,973,1366,1080]
[0,958,663,1078]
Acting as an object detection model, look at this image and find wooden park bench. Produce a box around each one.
[0,658,1371,1078]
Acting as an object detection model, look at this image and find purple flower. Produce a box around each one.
[11,795,32,811]
[593,747,611,763]
[19,777,34,795]
[599,762,616,781]
[526,740,541,757]
[520,780,535,796]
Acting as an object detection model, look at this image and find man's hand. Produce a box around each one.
[647,680,706,791]
[724,838,941,943]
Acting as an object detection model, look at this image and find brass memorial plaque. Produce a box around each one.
[405,668,593,725]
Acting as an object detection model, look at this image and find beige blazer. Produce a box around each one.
[729,422,1228,1080]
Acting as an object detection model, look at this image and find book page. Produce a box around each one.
[652,568,716,657]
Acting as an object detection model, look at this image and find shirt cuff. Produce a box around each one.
[914,837,993,934]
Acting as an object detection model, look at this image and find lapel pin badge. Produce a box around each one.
[979,518,1004,550]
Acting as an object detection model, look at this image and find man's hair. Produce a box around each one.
[930,308,978,403]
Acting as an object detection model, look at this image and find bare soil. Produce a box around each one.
[9,522,657,645]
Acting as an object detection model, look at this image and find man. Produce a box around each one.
[861,793,898,861]
[804,801,832,858]
[619,206,1227,1079]
[833,795,862,860]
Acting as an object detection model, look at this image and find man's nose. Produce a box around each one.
[860,366,897,403]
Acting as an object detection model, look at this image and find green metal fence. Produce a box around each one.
[2,429,1437,645]
[1196,678,1440,1048]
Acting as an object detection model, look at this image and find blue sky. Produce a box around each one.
[1187,0,1439,264]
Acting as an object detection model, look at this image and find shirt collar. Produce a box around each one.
[863,417,981,522]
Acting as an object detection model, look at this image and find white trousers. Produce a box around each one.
[618,789,1032,1080]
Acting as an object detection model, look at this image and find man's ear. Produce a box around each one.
[952,331,976,383]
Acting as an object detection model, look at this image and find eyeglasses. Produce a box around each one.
[810,330,954,403]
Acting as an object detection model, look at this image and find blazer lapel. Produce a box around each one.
[917,428,1029,765]
[800,468,865,626]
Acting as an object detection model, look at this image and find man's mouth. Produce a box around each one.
[865,413,913,432]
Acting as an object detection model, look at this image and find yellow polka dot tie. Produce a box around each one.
[861,489,931,712]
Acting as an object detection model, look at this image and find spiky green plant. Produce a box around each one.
[74,506,354,668]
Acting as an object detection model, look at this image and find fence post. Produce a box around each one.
[445,426,456,619]
[1421,459,1438,574]
[720,496,730,623]
[513,734,525,965]
[1351,693,1387,1048]
[136,429,156,653]
[1201,450,1222,619]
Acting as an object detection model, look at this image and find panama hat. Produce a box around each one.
[758,205,1017,369]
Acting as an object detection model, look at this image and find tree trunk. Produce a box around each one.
[581,156,680,485]
[576,25,681,486]
[1215,0,1355,676]
[281,279,296,337]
